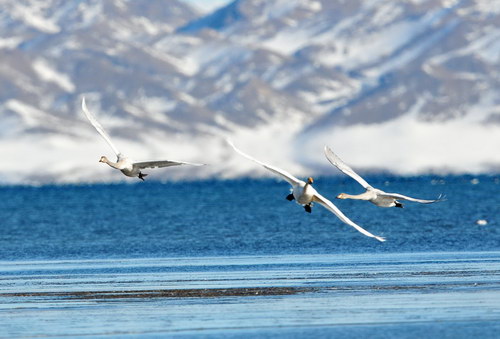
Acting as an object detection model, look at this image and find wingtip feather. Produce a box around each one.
[225,138,249,160]
[323,145,341,164]
[81,96,91,116]
[324,145,333,158]
[225,137,236,149]
[81,96,91,113]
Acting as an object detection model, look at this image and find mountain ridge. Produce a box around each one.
[0,0,499,183]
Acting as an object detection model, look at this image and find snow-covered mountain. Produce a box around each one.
[0,0,499,183]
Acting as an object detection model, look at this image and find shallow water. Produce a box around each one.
[0,175,499,337]
[1,252,499,337]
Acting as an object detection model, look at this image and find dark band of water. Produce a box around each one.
[0,286,313,300]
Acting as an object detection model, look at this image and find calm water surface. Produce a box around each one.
[0,175,499,337]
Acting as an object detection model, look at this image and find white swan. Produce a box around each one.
[324,146,444,208]
[82,97,203,180]
[227,140,385,242]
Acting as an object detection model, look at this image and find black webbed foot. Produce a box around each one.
[138,172,148,181]
[395,201,404,208]
[286,193,295,201]
[304,204,312,213]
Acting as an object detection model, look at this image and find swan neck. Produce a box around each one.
[104,158,121,169]
[343,193,370,200]
[302,182,312,193]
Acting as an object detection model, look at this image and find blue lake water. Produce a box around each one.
[1,175,499,337]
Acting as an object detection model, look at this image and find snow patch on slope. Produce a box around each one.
[0,37,23,49]
[5,100,50,127]
[11,4,60,33]
[32,59,75,92]
[223,121,308,179]
[301,109,500,175]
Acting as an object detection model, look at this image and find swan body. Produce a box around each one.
[337,190,404,208]
[324,146,444,208]
[227,139,385,242]
[82,97,203,180]
[293,180,315,205]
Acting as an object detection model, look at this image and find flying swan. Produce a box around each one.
[324,145,444,208]
[227,139,385,242]
[82,97,203,180]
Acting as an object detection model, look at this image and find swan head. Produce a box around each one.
[307,177,314,184]
[336,193,347,199]
[99,156,108,163]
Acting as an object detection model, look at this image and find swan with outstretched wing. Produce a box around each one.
[324,145,444,208]
[82,97,203,180]
[227,139,385,242]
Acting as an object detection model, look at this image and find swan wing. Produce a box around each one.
[133,160,205,170]
[82,97,122,157]
[379,192,445,204]
[226,139,302,186]
[313,193,386,242]
[324,146,372,189]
